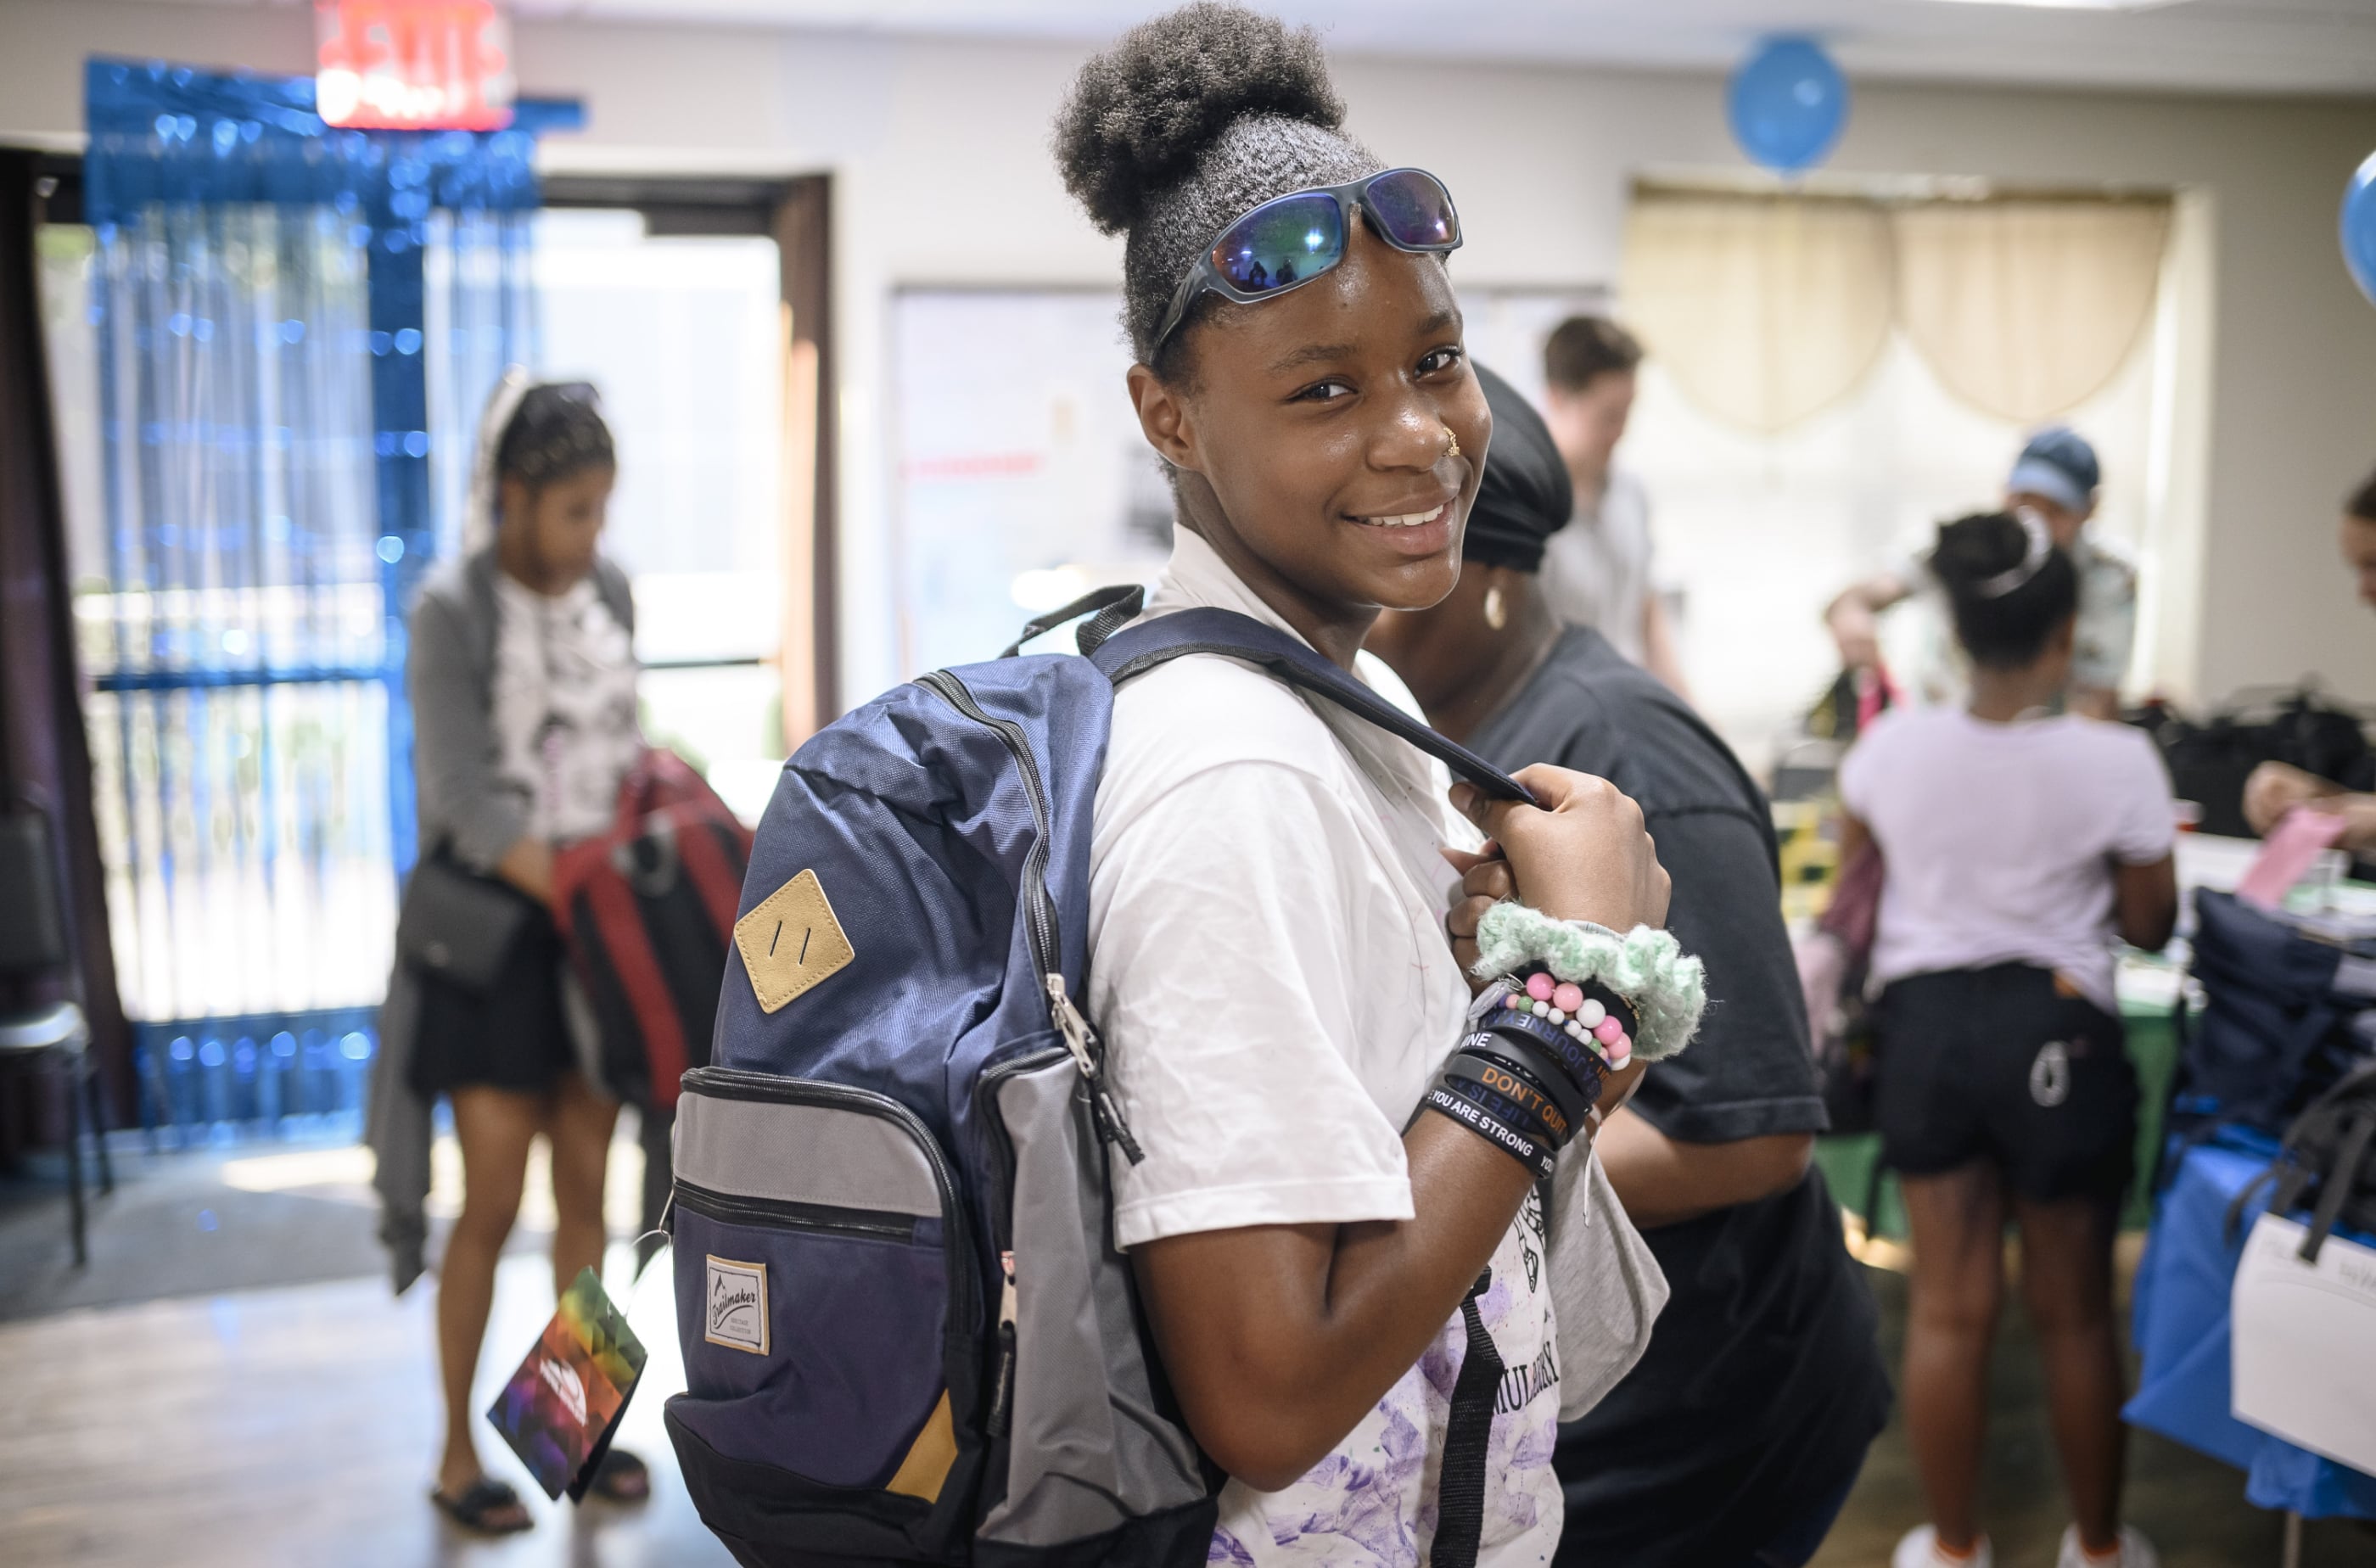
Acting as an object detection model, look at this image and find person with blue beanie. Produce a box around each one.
[1827,427,2138,719]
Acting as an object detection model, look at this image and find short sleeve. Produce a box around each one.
[1836,723,1886,822]
[2107,730,2177,865]
[1086,759,1416,1250]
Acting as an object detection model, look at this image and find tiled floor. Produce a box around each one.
[1810,1266,2374,1568]
[0,1246,732,1568]
[4,1137,2373,1566]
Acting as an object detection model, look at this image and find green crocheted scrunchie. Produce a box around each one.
[1471,902,1705,1061]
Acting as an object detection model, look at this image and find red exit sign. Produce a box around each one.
[315,0,516,130]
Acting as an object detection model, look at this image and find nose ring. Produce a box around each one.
[1443,428,1460,461]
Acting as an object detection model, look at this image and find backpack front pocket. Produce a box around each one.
[666,1066,981,1554]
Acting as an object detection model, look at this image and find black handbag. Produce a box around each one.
[2129,688,2376,839]
[395,851,533,993]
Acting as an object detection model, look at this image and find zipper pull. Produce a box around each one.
[1045,973,1146,1165]
[989,1251,1019,1437]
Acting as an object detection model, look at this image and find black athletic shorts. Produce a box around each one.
[1873,963,2138,1204]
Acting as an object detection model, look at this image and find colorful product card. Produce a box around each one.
[487,1266,647,1500]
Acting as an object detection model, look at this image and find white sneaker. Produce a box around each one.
[2055,1525,2160,1568]
[1891,1525,1994,1568]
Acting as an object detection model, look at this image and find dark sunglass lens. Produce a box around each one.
[1365,170,1459,249]
[1213,193,1346,293]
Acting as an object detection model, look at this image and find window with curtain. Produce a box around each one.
[1516,183,2181,770]
[40,60,547,1137]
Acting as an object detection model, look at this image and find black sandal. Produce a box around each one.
[431,1476,534,1534]
[591,1447,651,1503]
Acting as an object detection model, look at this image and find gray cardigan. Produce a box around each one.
[366,549,635,1292]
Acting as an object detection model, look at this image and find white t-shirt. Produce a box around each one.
[1538,469,1653,665]
[490,573,642,843]
[1837,706,2175,1012]
[1085,527,1565,1567]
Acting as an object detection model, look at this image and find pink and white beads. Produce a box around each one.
[1502,980,1632,1068]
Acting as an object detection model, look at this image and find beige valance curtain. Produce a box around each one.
[1621,195,1895,434]
[1621,189,2171,434]
[1891,200,2171,422]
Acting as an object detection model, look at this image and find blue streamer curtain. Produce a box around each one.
[79,60,542,1131]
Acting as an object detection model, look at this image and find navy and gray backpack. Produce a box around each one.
[664,587,1527,1567]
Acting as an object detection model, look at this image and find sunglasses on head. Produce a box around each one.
[1149,167,1463,357]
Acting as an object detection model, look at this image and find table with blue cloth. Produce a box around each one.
[2127,1128,2376,1523]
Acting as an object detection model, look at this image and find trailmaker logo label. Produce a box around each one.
[705,1255,770,1356]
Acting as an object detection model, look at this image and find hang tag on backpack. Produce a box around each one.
[486,1266,649,1501]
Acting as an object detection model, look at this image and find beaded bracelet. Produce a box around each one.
[1497,970,1637,1070]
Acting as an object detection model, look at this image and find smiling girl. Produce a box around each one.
[1057,8,1696,1563]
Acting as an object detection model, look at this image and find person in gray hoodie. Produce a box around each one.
[367,373,647,1532]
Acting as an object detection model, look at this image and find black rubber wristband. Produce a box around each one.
[1421,1086,1557,1180]
[1455,1041,1592,1134]
[1481,1009,1615,1107]
[1447,1047,1584,1146]
[1440,1057,1569,1148]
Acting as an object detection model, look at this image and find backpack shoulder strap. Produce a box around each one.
[1090,606,1534,803]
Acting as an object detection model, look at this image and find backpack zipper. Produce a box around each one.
[916,669,1143,1164]
[670,1176,920,1244]
[915,669,1061,980]
[679,1067,977,1325]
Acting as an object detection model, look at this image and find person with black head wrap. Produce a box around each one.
[1370,365,1891,1568]
[1055,7,1686,1564]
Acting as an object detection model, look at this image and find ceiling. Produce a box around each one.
[161,0,2376,97]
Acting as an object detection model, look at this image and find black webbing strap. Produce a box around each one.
[1090,607,1536,803]
[2300,1109,2376,1263]
[998,584,1147,659]
[1432,1268,1504,1568]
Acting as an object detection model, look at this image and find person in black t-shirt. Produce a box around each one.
[1370,363,1891,1568]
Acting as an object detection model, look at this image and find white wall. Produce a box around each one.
[7,3,2374,714]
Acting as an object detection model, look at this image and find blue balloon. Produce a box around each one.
[1729,36,1849,174]
[2345,149,2376,308]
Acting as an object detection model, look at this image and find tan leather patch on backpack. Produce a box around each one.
[733,869,855,1013]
